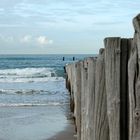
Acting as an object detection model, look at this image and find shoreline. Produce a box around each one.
[0,106,71,140]
[47,120,76,140]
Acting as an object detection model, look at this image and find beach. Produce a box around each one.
[0,106,76,140]
[0,106,73,140]
[47,120,76,140]
[0,54,93,140]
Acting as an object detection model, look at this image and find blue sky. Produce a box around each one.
[0,0,139,54]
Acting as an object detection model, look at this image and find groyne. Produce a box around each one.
[65,14,140,140]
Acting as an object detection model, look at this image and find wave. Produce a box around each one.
[0,77,64,83]
[0,68,64,83]
[0,89,68,95]
[0,89,55,95]
[0,102,69,107]
[0,67,56,77]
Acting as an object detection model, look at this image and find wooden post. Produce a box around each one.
[128,41,137,140]
[74,62,82,140]
[81,60,88,140]
[105,37,121,140]
[65,13,140,140]
[94,48,109,140]
[128,14,140,140]
[105,37,131,140]
[85,57,96,140]
[67,64,75,113]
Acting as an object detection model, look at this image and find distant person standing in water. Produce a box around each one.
[73,57,75,61]
[63,57,65,61]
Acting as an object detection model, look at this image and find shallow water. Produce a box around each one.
[0,106,68,140]
[0,54,94,140]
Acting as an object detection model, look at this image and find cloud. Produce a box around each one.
[0,34,14,42]
[20,35,53,46]
[0,0,139,54]
[0,0,139,31]
[20,35,32,43]
[37,36,53,45]
[0,34,53,47]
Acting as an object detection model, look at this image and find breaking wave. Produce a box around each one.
[0,68,63,83]
[0,102,69,107]
[0,89,60,95]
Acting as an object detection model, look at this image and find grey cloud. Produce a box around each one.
[92,21,125,26]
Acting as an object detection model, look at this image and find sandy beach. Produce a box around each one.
[0,106,75,140]
[47,121,76,140]
[0,55,88,140]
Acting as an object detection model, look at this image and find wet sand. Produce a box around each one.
[0,106,71,140]
[47,121,76,140]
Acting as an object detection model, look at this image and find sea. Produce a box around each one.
[0,54,93,140]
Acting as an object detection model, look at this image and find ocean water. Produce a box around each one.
[0,54,93,140]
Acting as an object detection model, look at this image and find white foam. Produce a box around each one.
[0,67,54,77]
[0,89,46,95]
[0,68,63,83]
[0,77,64,83]
[0,102,69,107]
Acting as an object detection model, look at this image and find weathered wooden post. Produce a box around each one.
[81,60,88,140]
[105,37,131,140]
[85,57,96,140]
[65,14,140,140]
[105,37,121,140]
[74,62,82,140]
[66,64,75,113]
[128,14,140,140]
[120,38,133,140]
[94,48,109,140]
[128,40,137,140]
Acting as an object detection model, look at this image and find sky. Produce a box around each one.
[0,0,139,54]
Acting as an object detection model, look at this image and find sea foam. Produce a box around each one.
[0,102,69,107]
[0,68,63,83]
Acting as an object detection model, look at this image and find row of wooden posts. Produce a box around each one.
[65,14,140,140]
